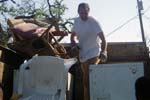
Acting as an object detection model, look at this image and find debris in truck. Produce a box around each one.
[13,56,77,100]
[7,18,69,58]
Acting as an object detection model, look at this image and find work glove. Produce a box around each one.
[99,51,107,63]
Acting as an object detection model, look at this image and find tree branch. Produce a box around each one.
[59,20,73,33]
[0,0,8,2]
[0,0,16,3]
[47,0,54,18]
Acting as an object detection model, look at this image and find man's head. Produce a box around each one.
[78,3,90,21]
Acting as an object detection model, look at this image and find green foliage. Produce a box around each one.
[0,0,73,46]
[50,2,67,17]
[0,32,9,46]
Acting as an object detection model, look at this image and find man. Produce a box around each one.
[70,3,107,100]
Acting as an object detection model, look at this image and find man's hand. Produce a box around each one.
[70,44,80,57]
[99,51,107,63]
[70,39,79,53]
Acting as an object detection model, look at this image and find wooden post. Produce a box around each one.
[0,45,28,99]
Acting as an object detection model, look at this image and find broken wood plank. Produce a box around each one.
[0,45,28,69]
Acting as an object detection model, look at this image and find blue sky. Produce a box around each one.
[62,0,150,42]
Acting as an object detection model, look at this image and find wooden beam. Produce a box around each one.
[0,45,28,69]
[64,42,149,62]
[107,42,149,62]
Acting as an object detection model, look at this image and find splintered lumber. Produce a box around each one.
[0,45,27,69]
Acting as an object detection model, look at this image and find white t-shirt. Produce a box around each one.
[72,16,103,62]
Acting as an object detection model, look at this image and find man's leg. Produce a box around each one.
[81,56,100,100]
[81,61,88,100]
[87,56,100,65]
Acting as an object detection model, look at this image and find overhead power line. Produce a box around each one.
[143,15,150,20]
[106,15,138,37]
[143,5,150,13]
[106,3,150,37]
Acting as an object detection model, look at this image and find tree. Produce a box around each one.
[0,0,16,3]
[0,0,73,46]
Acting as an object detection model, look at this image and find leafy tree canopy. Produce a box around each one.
[0,0,73,46]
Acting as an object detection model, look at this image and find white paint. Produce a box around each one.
[89,62,144,100]
[13,56,77,100]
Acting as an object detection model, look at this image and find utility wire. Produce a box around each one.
[106,15,138,37]
[143,15,150,20]
[143,5,150,13]
[106,4,150,37]
[142,5,150,20]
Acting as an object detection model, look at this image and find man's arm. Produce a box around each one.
[70,31,78,47]
[98,32,107,62]
[70,31,79,57]
[98,32,107,53]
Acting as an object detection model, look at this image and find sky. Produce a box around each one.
[62,0,150,42]
[3,0,150,43]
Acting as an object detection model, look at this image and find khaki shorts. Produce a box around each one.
[81,56,100,100]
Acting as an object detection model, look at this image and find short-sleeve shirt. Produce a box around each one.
[72,16,103,62]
